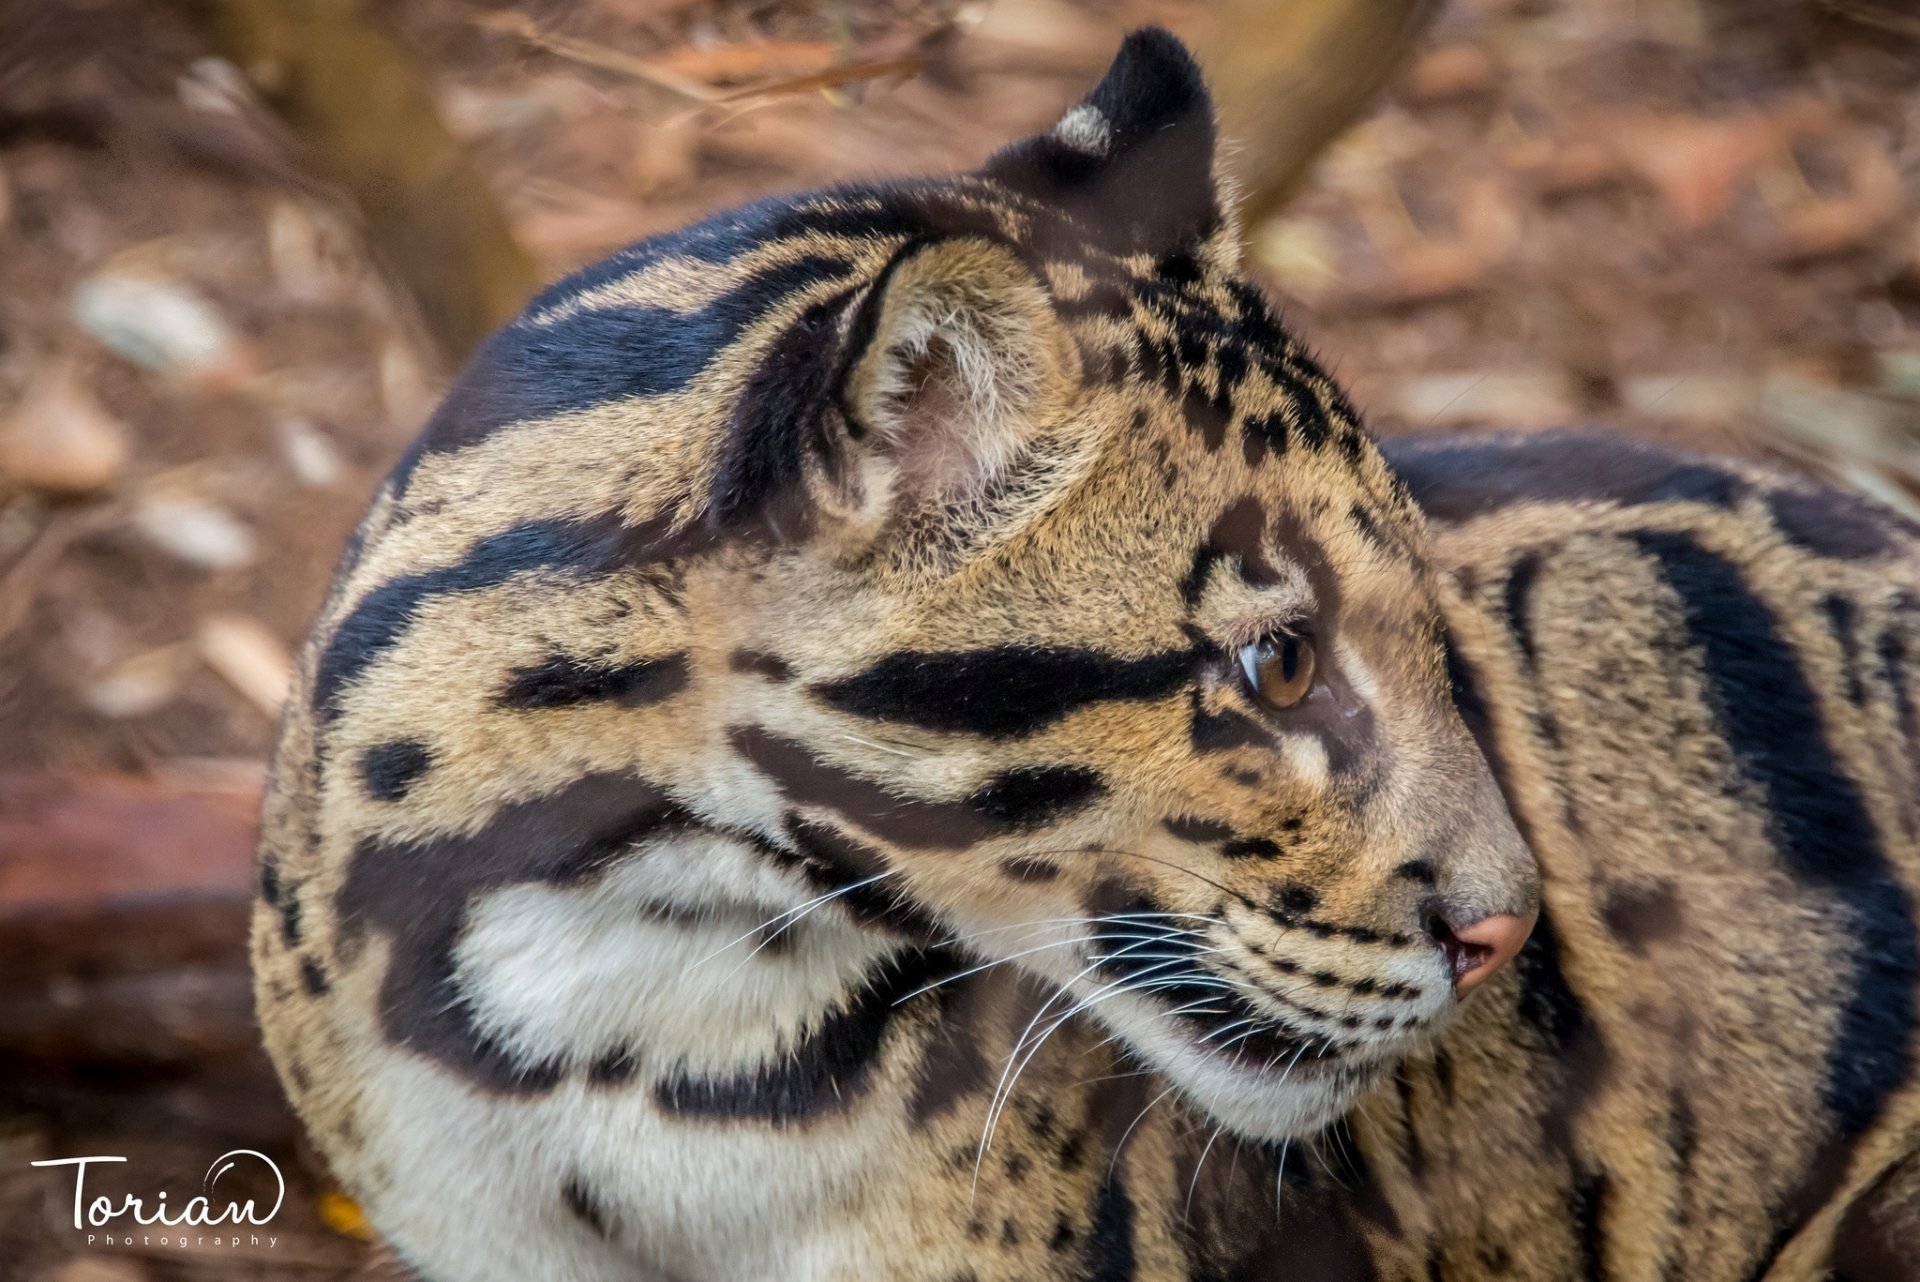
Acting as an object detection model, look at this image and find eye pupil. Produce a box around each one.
[1241,633,1316,711]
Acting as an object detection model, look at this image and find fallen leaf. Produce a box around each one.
[319,1188,374,1241]
[70,266,252,388]
[196,612,292,717]
[84,645,189,720]
[132,494,256,570]
[278,416,347,487]
[0,360,132,496]
[1401,44,1497,104]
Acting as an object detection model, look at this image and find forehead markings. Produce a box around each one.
[728,724,1105,851]
[811,644,1196,741]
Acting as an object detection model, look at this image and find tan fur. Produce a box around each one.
[254,31,1920,1282]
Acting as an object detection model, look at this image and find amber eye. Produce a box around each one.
[1239,634,1316,711]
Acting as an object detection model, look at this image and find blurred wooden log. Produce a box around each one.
[174,0,541,363]
[1205,0,1441,228]
[0,764,262,1065]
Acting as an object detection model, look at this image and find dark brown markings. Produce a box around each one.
[1823,596,1868,709]
[1241,411,1288,469]
[1766,487,1898,562]
[782,816,944,941]
[1206,497,1281,587]
[1189,689,1273,754]
[561,1175,613,1239]
[1829,1152,1920,1282]
[260,859,303,948]
[315,510,725,722]
[733,726,1103,849]
[653,946,959,1124]
[1221,836,1281,859]
[1163,815,1234,843]
[812,644,1194,741]
[497,652,689,710]
[729,649,793,681]
[335,772,697,1093]
[1396,859,1437,886]
[1183,383,1231,451]
[1635,530,1917,1152]
[360,739,433,803]
[1880,597,1919,756]
[733,725,990,849]
[969,765,1106,830]
[299,956,329,996]
[1348,503,1392,556]
[1273,884,1319,914]
[1600,880,1685,953]
[587,1048,638,1087]
[907,970,998,1123]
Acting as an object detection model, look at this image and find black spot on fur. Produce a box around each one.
[1085,1173,1137,1282]
[1396,859,1437,886]
[1635,530,1917,1143]
[1163,815,1234,843]
[1221,836,1281,859]
[1189,689,1272,753]
[360,739,433,802]
[1503,552,1543,667]
[654,946,960,1122]
[1823,595,1868,708]
[587,1048,637,1086]
[730,650,793,681]
[1241,411,1290,470]
[561,1176,612,1239]
[968,765,1105,830]
[1767,487,1897,561]
[1183,383,1231,451]
[1181,543,1225,608]
[1274,884,1319,914]
[299,957,329,996]
[497,652,689,710]
[1569,1167,1609,1282]
[814,645,1195,740]
[1601,880,1685,953]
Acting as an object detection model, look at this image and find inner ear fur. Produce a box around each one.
[827,237,1080,520]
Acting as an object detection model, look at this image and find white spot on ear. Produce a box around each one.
[1053,105,1111,156]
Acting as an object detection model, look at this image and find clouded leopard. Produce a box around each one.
[253,28,1920,1282]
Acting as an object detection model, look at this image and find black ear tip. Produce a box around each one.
[1085,26,1212,140]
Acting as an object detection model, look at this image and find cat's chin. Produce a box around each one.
[1090,991,1393,1143]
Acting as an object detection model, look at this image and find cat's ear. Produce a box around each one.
[982,26,1231,265]
[708,237,1078,534]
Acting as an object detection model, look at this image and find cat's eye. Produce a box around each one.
[1239,633,1316,711]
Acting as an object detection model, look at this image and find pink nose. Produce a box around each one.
[1432,909,1537,996]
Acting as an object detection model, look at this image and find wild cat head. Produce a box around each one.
[320,28,1538,1142]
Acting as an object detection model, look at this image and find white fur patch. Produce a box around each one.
[454,829,900,1076]
[1052,105,1112,156]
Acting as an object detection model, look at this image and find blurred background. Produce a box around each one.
[1,0,1916,1277]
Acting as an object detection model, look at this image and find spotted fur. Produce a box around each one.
[254,30,1920,1282]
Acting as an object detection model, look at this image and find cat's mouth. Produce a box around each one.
[1060,913,1447,1141]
